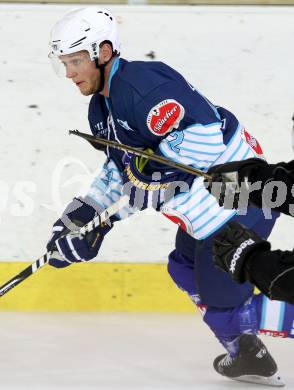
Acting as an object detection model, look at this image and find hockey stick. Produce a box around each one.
[0,195,130,297]
[69,130,212,180]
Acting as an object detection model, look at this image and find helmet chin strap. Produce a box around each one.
[94,57,114,93]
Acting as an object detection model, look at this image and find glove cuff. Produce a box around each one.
[125,158,173,191]
[236,240,271,283]
[242,241,271,283]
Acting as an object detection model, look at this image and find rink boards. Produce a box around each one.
[0,262,195,312]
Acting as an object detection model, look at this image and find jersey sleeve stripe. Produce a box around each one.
[194,207,230,233]
[185,194,214,220]
[176,186,204,207]
[110,189,122,197]
[226,140,244,161]
[240,147,253,160]
[181,138,224,147]
[109,178,121,184]
[184,129,221,137]
[189,199,219,224]
[198,211,237,240]
[179,146,223,156]
[159,143,213,168]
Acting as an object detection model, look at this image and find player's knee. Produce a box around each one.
[167,249,196,295]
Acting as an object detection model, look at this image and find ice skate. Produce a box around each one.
[213,334,285,387]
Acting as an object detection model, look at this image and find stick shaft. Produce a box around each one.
[0,255,48,297]
[0,196,129,297]
[69,130,212,180]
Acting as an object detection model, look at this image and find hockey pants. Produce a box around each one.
[168,208,294,354]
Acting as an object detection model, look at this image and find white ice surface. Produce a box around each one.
[0,312,293,389]
[1,5,294,261]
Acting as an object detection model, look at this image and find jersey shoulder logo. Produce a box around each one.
[241,128,264,158]
[117,119,135,132]
[146,99,185,136]
[94,121,108,137]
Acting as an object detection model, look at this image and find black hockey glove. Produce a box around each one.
[47,196,114,268]
[213,221,271,283]
[205,158,268,209]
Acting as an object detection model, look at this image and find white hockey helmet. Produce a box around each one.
[48,7,120,76]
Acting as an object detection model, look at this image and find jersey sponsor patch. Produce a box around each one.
[241,128,264,158]
[146,99,185,136]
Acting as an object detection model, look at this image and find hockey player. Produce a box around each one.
[46,7,294,386]
[206,158,294,304]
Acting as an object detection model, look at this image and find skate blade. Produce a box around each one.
[233,373,285,387]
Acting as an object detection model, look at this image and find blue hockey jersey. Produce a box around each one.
[87,57,263,239]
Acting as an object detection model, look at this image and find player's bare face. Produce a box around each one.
[60,51,100,96]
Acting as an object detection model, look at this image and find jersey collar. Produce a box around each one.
[104,57,120,111]
[108,57,120,96]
